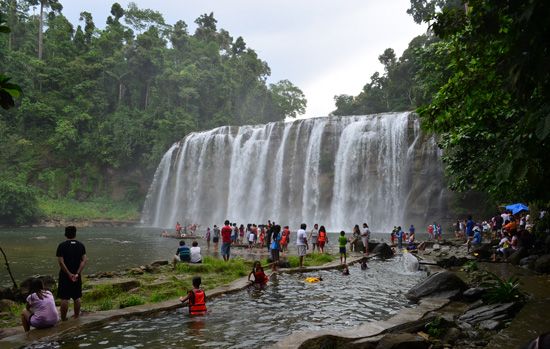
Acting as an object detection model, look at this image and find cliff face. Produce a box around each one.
[141,112,455,232]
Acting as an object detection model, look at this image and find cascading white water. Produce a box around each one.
[141,112,450,232]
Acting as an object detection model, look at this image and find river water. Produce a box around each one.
[0,227,393,287]
[25,256,423,349]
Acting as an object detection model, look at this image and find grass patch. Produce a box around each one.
[119,295,145,308]
[38,197,140,221]
[287,253,335,267]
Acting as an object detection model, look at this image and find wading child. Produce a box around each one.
[21,278,59,332]
[360,257,368,270]
[179,276,207,316]
[342,264,350,275]
[338,230,348,264]
[248,261,269,286]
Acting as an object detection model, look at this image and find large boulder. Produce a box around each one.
[508,247,529,266]
[372,243,394,259]
[406,271,467,301]
[459,302,519,325]
[534,254,550,273]
[471,243,494,259]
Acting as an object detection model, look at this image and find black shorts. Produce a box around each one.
[339,247,346,254]
[213,237,219,243]
[57,272,82,300]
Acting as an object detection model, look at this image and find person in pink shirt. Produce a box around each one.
[21,278,59,332]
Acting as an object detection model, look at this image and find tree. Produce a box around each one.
[269,79,307,119]
[416,0,550,202]
[27,0,62,60]
[0,12,22,109]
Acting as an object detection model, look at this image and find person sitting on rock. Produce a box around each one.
[21,278,59,332]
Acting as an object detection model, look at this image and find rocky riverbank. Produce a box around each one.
[273,239,550,349]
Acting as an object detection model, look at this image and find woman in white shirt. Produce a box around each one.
[190,241,202,263]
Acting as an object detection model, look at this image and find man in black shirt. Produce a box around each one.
[56,226,87,321]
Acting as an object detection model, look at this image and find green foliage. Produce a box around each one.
[0,3,307,214]
[175,256,250,278]
[82,284,118,302]
[118,294,145,308]
[416,0,550,203]
[425,316,444,338]
[98,299,114,311]
[462,260,479,273]
[0,180,40,225]
[38,197,140,221]
[482,271,525,304]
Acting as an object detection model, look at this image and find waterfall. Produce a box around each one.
[141,112,450,232]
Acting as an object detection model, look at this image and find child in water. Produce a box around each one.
[21,278,59,332]
[342,264,350,275]
[179,276,207,316]
[248,261,269,286]
[360,257,368,270]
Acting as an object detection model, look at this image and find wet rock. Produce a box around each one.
[463,287,486,301]
[113,280,141,291]
[478,319,503,331]
[436,256,468,268]
[0,287,15,300]
[406,271,467,301]
[20,275,56,293]
[534,254,550,273]
[443,327,461,345]
[0,299,17,312]
[151,260,169,267]
[375,333,429,349]
[466,299,484,311]
[433,244,441,251]
[508,247,528,266]
[459,302,518,325]
[372,243,394,259]
[519,255,538,269]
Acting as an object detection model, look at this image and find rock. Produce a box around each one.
[478,319,503,331]
[151,260,169,267]
[113,280,140,292]
[128,268,144,275]
[372,243,394,259]
[443,327,462,345]
[0,287,15,300]
[433,244,441,251]
[519,255,538,269]
[534,254,550,273]
[437,256,468,268]
[459,302,518,325]
[466,299,484,311]
[0,299,17,312]
[463,287,486,301]
[375,333,429,349]
[19,275,56,293]
[406,271,467,301]
[508,247,528,266]
[471,244,494,259]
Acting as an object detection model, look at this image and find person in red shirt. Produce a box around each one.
[221,220,232,261]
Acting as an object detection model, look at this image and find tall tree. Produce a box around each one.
[27,0,62,59]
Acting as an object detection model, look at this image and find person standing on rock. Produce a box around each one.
[56,226,87,321]
[361,223,370,255]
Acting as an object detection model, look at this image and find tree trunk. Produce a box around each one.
[38,1,44,60]
[0,247,18,290]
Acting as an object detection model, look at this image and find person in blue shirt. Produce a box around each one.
[396,226,404,250]
[466,215,475,241]
[173,240,191,268]
[270,225,281,272]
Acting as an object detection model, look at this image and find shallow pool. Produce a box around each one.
[27,256,423,349]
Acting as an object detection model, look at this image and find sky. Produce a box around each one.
[56,0,427,119]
